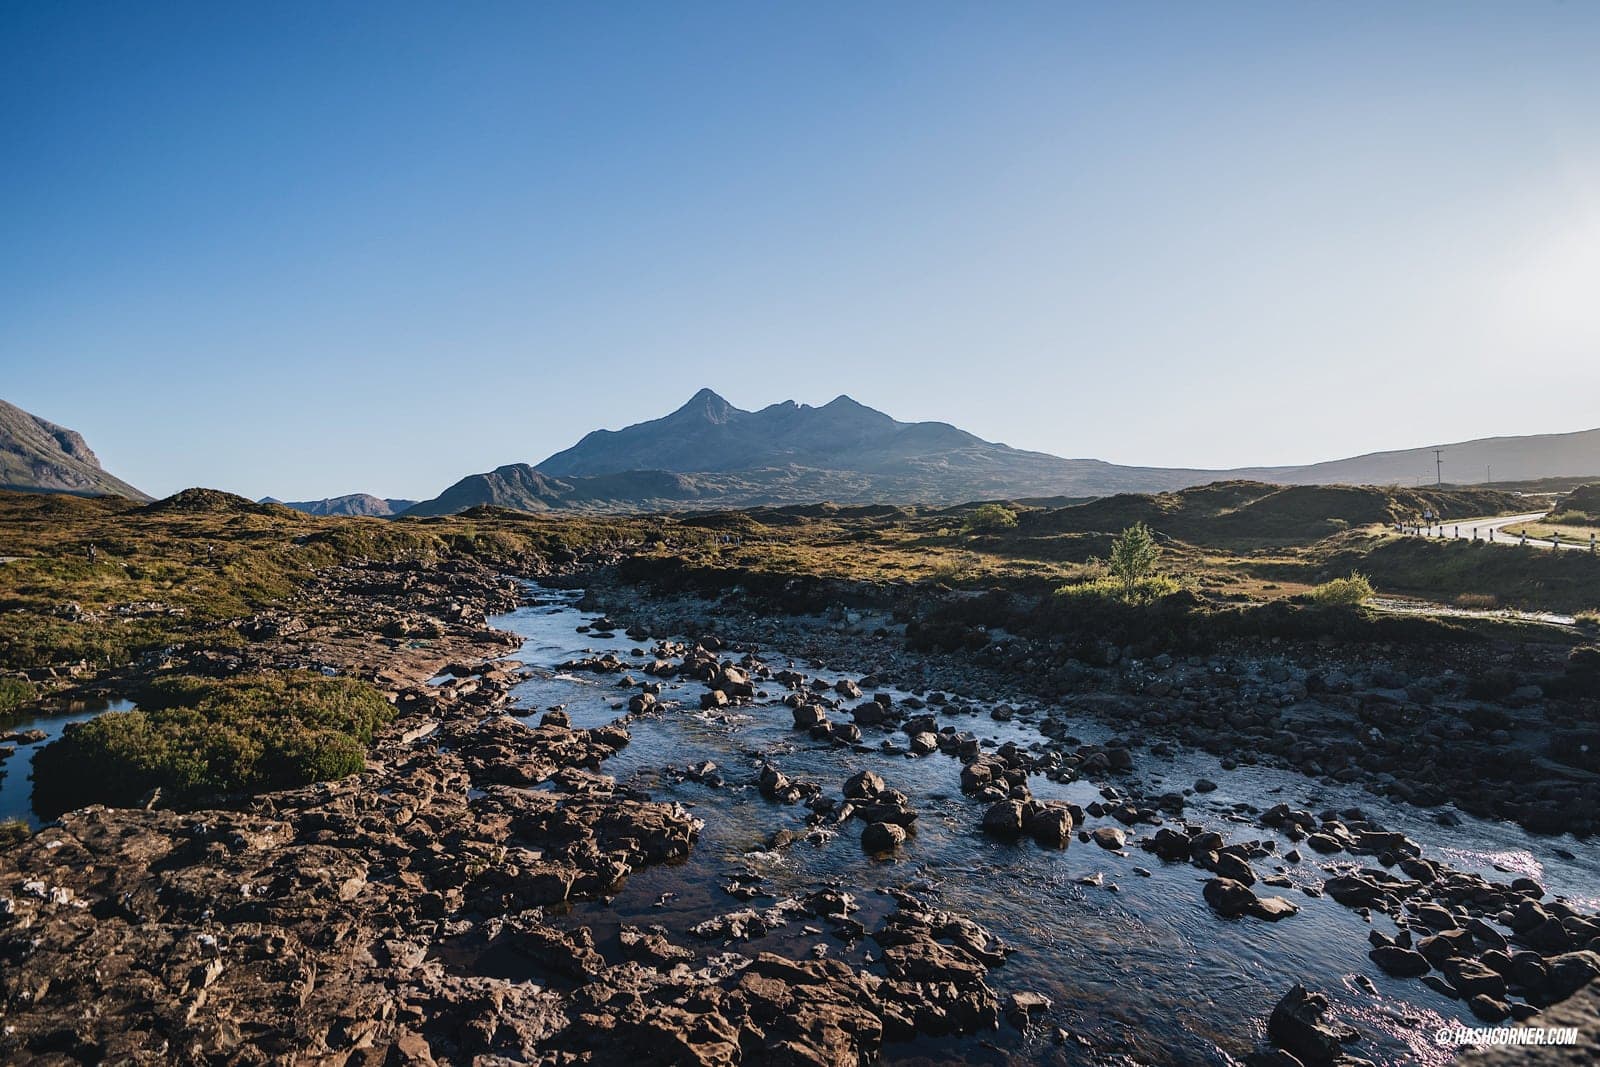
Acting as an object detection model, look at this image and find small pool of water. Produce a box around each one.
[488,585,1600,1065]
[0,698,135,826]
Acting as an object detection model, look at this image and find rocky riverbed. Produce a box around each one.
[2,562,1597,1065]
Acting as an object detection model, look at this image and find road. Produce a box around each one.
[1404,512,1596,552]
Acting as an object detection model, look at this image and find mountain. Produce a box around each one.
[402,389,1600,516]
[265,494,417,517]
[0,399,149,500]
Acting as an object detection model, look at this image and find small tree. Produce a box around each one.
[963,503,1018,533]
[1107,522,1160,598]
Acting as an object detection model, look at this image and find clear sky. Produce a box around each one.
[4,1,1599,500]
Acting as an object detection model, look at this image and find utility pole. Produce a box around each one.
[1486,465,1491,485]
[1434,449,1443,487]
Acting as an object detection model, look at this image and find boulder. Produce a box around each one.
[843,770,885,799]
[1368,946,1430,978]
[982,801,1027,841]
[861,822,907,855]
[1091,827,1126,851]
[1024,805,1074,848]
[1267,984,1360,1067]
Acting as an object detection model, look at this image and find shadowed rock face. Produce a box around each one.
[0,398,149,500]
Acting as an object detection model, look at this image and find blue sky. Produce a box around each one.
[4,1,1599,499]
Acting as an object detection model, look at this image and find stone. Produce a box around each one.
[982,800,1027,841]
[1267,984,1360,1067]
[861,822,907,855]
[1025,804,1074,848]
[843,770,885,799]
[1091,827,1126,851]
[1368,946,1430,978]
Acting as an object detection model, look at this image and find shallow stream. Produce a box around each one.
[491,584,1600,1065]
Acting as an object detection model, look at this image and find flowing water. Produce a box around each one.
[491,584,1600,1065]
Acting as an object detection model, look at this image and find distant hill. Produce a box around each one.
[405,388,1600,516]
[1015,481,1524,548]
[1228,426,1600,487]
[265,494,417,517]
[0,399,149,500]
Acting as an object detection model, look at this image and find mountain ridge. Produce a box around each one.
[401,388,1600,516]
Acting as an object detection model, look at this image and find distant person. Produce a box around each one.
[86,544,97,564]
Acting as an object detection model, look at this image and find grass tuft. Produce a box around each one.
[1306,573,1374,607]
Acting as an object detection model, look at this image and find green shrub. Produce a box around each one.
[1055,574,1183,604]
[963,504,1019,533]
[1106,523,1161,597]
[0,677,36,715]
[0,818,29,847]
[1306,573,1374,607]
[32,672,391,815]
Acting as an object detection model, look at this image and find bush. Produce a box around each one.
[1055,574,1183,604]
[963,504,1018,533]
[0,818,29,848]
[1105,523,1162,598]
[1306,573,1374,607]
[32,672,392,815]
[0,676,36,715]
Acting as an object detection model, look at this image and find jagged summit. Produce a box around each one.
[534,389,987,479]
[671,387,736,424]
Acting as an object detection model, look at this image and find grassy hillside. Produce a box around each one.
[2,478,1592,700]
[0,488,659,677]
[1010,482,1522,549]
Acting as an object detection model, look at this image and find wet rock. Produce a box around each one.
[1006,991,1052,1028]
[1266,984,1360,1067]
[1368,946,1430,977]
[1441,957,1507,1001]
[1143,827,1194,861]
[843,770,885,799]
[1469,994,1511,1023]
[757,763,816,805]
[1323,874,1386,909]
[861,822,907,855]
[1024,804,1074,848]
[1091,827,1126,851]
[1204,878,1300,922]
[792,704,828,730]
[1211,852,1256,886]
[1537,950,1600,1004]
[982,800,1027,841]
